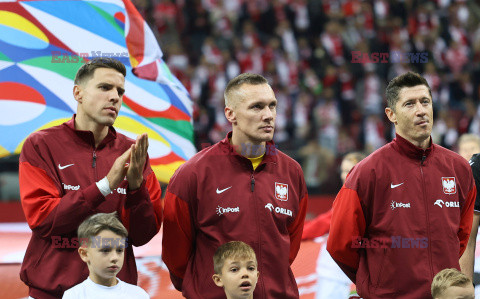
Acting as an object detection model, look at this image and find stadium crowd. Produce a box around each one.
[130,0,480,193]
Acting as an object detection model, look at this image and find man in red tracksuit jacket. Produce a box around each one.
[162,73,308,298]
[327,71,476,298]
[19,58,162,299]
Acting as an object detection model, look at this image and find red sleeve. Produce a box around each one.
[19,161,105,237]
[162,190,193,291]
[120,169,162,247]
[288,192,308,264]
[302,209,333,240]
[459,185,476,257]
[327,187,366,282]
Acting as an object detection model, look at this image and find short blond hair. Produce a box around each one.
[77,212,128,246]
[342,152,366,165]
[431,268,471,298]
[213,241,257,274]
[224,73,268,108]
[458,133,480,147]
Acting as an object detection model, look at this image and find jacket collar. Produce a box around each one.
[63,114,117,148]
[219,131,278,166]
[391,133,433,161]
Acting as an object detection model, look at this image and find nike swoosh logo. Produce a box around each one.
[390,182,404,189]
[58,163,74,170]
[216,186,232,194]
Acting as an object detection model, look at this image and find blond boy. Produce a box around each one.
[431,268,474,299]
[458,133,480,161]
[212,241,259,299]
[62,212,149,298]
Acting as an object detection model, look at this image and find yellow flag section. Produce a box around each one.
[0,145,9,158]
[114,116,189,183]
[0,11,49,46]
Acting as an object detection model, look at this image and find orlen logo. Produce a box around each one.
[265,203,293,217]
[115,188,126,195]
[390,201,411,210]
[434,199,459,208]
[216,206,240,216]
[63,183,80,191]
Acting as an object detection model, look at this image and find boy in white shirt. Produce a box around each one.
[63,212,149,299]
[212,241,259,299]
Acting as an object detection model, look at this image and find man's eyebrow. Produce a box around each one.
[249,100,277,106]
[405,96,430,102]
[97,83,125,94]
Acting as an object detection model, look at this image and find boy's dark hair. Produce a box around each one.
[385,71,432,111]
[213,241,257,274]
[74,58,126,85]
[77,212,128,247]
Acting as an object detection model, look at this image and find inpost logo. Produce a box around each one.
[390,201,411,210]
[216,206,240,216]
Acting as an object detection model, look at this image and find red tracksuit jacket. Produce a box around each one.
[162,133,308,298]
[327,134,476,298]
[19,117,162,299]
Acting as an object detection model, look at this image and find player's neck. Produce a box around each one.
[74,116,109,148]
[230,136,266,158]
[398,132,430,150]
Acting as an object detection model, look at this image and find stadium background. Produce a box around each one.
[3,0,480,298]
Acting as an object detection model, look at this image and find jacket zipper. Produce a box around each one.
[250,170,265,298]
[92,151,97,168]
[92,150,98,180]
[251,174,255,192]
[420,154,434,280]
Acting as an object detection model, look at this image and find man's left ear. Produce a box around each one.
[225,106,236,124]
[212,274,224,287]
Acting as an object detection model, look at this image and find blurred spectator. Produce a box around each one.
[301,151,366,299]
[298,140,335,190]
[457,133,480,161]
[314,87,341,154]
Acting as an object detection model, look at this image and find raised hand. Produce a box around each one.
[126,133,149,190]
[106,147,131,190]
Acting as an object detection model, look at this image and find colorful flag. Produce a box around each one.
[0,0,195,183]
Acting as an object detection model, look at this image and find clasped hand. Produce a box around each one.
[106,133,149,191]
